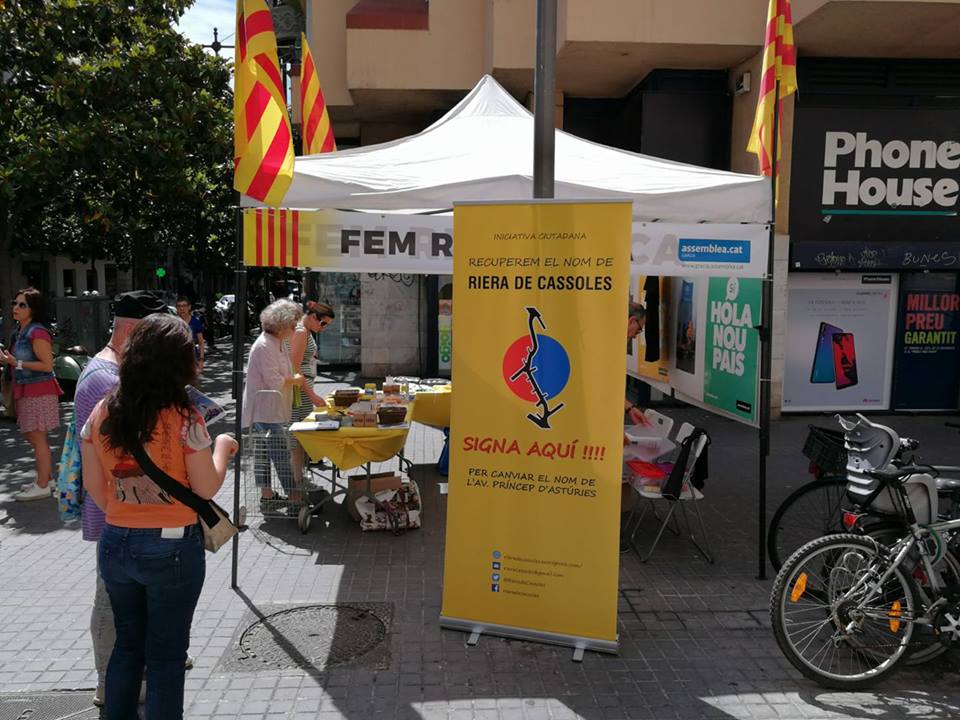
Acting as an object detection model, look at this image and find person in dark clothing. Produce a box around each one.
[624,303,648,426]
[175,297,205,373]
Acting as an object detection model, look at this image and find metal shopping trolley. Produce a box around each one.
[241,389,337,524]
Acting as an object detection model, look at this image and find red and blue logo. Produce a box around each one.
[502,307,569,429]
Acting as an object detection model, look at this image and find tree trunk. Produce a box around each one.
[0,202,17,341]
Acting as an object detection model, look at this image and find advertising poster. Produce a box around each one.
[626,275,670,387]
[782,273,899,412]
[893,273,960,410]
[666,277,707,404]
[441,200,631,653]
[438,275,453,373]
[666,276,761,427]
[703,277,761,424]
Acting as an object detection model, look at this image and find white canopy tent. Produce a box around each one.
[230,75,777,589]
[245,75,770,222]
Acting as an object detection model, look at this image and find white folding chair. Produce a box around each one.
[626,422,714,564]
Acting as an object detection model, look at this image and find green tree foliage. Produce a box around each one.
[0,0,234,283]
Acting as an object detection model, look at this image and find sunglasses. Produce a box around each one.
[10,301,26,309]
[318,319,331,328]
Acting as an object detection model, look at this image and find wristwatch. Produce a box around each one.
[16,360,23,370]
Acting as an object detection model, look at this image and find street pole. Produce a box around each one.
[533,0,557,199]
[231,200,247,591]
[757,79,780,581]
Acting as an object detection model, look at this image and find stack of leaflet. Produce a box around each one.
[290,420,341,432]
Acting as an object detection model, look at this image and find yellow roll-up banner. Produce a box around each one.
[440,200,631,653]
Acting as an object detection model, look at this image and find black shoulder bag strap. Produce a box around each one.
[661,435,693,501]
[130,445,222,528]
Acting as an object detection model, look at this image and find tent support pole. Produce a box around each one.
[231,202,247,591]
[533,0,557,199]
[757,79,780,581]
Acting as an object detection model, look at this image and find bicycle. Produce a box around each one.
[770,415,960,689]
[768,423,960,571]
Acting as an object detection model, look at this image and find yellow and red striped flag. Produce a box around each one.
[243,209,302,268]
[300,33,337,155]
[233,0,294,207]
[747,0,797,196]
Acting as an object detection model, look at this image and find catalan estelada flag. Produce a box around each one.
[243,209,302,268]
[300,33,337,155]
[747,0,797,197]
[233,0,294,207]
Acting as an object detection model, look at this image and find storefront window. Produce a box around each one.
[893,273,960,411]
[314,272,361,365]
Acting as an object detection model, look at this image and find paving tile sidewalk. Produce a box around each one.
[0,351,957,719]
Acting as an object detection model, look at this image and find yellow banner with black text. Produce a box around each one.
[440,201,632,652]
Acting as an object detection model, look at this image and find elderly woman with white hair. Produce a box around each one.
[241,299,307,509]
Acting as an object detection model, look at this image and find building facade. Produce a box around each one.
[3,255,131,300]
[296,0,960,410]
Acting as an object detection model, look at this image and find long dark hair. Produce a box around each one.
[102,313,197,453]
[16,287,50,325]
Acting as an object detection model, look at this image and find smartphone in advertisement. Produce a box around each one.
[186,385,226,425]
[809,322,842,384]
[832,333,858,389]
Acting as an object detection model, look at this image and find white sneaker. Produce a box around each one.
[14,483,52,501]
[93,684,104,707]
[20,479,54,490]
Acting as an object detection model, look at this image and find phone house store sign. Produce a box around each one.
[789,105,960,271]
[822,131,960,211]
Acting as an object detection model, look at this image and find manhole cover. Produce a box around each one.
[0,691,98,720]
[218,602,392,673]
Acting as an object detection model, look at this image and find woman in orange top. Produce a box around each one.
[81,313,237,720]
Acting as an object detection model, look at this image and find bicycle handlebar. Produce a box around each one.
[867,464,938,483]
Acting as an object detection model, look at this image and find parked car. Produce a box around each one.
[214,293,258,336]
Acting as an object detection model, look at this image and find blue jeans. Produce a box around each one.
[98,524,205,720]
[252,422,294,492]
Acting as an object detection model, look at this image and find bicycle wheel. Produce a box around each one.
[771,533,918,690]
[865,523,960,665]
[768,476,848,571]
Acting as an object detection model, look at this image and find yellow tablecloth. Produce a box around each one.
[291,407,411,471]
[410,388,451,429]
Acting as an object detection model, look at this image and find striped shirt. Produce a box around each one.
[74,357,119,542]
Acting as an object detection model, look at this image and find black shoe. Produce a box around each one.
[619,536,632,554]
[260,496,288,514]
